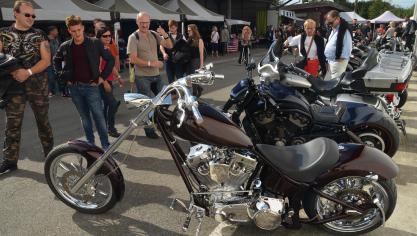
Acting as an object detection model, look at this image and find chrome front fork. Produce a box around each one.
[70,104,155,193]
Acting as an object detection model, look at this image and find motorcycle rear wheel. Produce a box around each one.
[353,113,399,157]
[397,90,408,108]
[44,143,118,214]
[303,177,397,235]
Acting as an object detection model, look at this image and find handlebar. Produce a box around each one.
[154,68,224,127]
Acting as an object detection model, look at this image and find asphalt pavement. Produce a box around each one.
[0,48,416,236]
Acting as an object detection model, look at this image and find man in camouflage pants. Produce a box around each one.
[0,1,53,174]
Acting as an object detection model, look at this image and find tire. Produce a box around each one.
[353,113,400,157]
[397,90,408,108]
[44,143,118,214]
[303,178,397,235]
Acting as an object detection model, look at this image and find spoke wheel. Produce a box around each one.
[303,177,397,235]
[45,144,118,214]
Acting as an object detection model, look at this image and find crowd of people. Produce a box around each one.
[1,0,416,175]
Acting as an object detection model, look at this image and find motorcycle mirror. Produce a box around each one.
[124,93,152,109]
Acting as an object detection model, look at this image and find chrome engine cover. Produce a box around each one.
[186,144,257,192]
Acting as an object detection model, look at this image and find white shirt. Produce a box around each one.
[289,35,317,59]
[211,31,219,43]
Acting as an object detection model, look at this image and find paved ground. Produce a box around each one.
[0,49,416,236]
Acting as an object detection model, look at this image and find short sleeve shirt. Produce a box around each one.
[0,25,47,70]
[127,30,161,77]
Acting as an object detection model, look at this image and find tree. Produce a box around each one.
[368,0,392,19]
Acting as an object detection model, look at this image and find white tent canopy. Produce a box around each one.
[95,0,179,20]
[163,0,224,22]
[1,0,110,21]
[340,11,367,23]
[371,11,404,23]
[226,19,250,26]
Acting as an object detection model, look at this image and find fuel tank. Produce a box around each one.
[246,80,311,115]
[171,102,253,148]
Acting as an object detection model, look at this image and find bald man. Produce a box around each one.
[127,12,172,138]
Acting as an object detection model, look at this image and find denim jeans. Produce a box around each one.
[46,66,59,94]
[134,75,164,134]
[68,84,109,149]
[165,60,185,84]
[99,82,119,132]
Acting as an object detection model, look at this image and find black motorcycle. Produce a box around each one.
[222,44,399,157]
[43,65,398,235]
[0,53,24,109]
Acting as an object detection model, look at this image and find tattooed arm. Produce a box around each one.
[30,40,51,74]
[13,40,51,82]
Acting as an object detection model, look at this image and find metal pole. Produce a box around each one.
[227,0,232,19]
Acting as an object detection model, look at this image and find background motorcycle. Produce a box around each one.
[223,45,399,157]
[44,65,398,235]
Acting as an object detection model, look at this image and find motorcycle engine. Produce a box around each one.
[186,144,257,193]
[186,144,286,230]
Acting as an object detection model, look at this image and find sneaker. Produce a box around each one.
[108,129,121,138]
[0,159,17,175]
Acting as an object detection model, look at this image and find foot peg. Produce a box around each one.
[170,197,205,235]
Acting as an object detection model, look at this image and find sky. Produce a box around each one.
[289,0,415,8]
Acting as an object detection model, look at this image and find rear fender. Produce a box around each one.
[339,101,385,127]
[316,143,398,185]
[68,140,125,201]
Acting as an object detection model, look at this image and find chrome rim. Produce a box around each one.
[49,153,113,210]
[358,132,386,152]
[316,176,389,233]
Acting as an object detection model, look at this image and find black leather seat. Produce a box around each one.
[310,104,341,123]
[256,138,339,183]
[307,76,342,96]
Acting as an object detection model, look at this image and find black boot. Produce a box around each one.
[0,159,17,175]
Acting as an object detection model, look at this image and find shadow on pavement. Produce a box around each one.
[72,212,183,236]
[395,163,417,186]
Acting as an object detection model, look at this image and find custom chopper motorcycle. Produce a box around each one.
[44,64,398,235]
[223,43,399,157]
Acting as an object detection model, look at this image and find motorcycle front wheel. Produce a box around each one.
[304,177,397,235]
[44,143,118,214]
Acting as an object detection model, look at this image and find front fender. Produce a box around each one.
[316,144,399,185]
[68,140,125,201]
[339,102,385,127]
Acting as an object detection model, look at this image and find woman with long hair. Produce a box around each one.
[186,24,204,97]
[238,25,252,65]
[96,27,122,137]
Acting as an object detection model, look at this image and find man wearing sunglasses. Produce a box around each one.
[0,0,54,175]
[324,10,352,80]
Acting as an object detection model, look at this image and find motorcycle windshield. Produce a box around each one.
[259,41,280,68]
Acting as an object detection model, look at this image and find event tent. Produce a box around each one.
[226,19,250,26]
[1,0,110,21]
[371,11,404,23]
[95,0,179,20]
[340,11,367,23]
[163,0,224,22]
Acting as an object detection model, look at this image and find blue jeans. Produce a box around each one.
[134,75,164,134]
[46,66,59,94]
[99,82,119,132]
[165,60,185,84]
[68,84,109,149]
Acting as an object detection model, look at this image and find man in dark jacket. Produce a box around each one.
[54,15,114,149]
[324,10,352,80]
[0,1,54,175]
[402,16,417,52]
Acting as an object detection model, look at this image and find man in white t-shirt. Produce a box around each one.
[285,19,327,77]
[210,26,220,57]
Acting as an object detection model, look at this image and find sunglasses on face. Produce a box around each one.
[23,13,36,19]
[101,34,111,38]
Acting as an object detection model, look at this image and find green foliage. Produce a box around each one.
[328,0,414,20]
